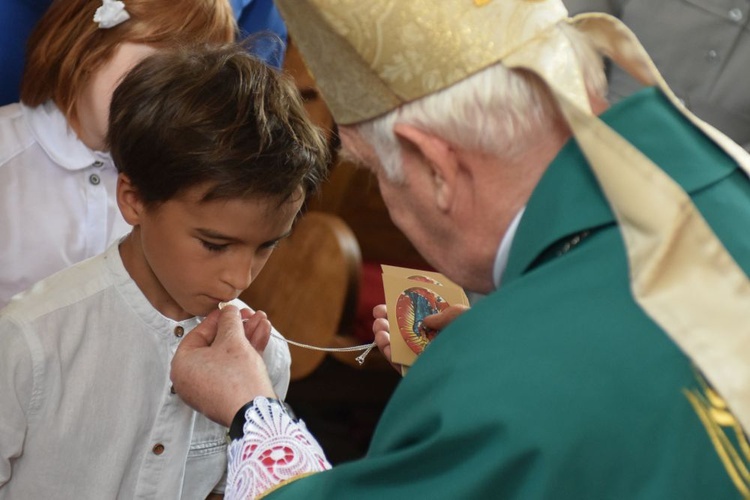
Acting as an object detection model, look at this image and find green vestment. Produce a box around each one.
[269,88,750,499]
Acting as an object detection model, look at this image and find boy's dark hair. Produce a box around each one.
[108,42,329,207]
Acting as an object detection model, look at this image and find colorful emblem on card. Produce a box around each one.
[396,287,448,354]
[382,265,470,371]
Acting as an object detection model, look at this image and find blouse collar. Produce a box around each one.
[22,100,113,171]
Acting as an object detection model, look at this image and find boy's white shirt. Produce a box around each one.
[0,100,130,309]
[0,241,291,499]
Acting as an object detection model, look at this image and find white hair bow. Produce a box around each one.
[93,0,130,29]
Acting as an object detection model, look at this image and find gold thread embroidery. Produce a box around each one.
[685,373,750,497]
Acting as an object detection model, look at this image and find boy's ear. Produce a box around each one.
[116,173,145,225]
[393,123,457,211]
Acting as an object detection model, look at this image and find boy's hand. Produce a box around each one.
[372,304,398,371]
[240,307,271,355]
[171,305,276,427]
[372,303,470,374]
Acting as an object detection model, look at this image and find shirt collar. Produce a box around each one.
[104,240,201,336]
[492,207,525,289]
[22,100,113,171]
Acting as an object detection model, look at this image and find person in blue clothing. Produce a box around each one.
[0,0,49,106]
[231,0,287,68]
[0,0,288,106]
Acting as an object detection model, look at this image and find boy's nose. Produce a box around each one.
[222,257,255,293]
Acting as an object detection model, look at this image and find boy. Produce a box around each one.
[0,43,329,499]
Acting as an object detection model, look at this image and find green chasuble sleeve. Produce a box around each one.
[266,88,750,499]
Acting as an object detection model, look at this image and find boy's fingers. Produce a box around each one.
[372,303,388,320]
[242,310,270,352]
[374,329,391,356]
[372,317,391,336]
[240,307,256,321]
[249,319,272,353]
[242,309,266,333]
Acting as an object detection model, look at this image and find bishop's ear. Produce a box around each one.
[116,173,146,225]
[393,123,458,211]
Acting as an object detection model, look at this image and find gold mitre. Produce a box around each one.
[274,0,568,125]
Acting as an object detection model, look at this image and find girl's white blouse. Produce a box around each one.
[0,101,130,308]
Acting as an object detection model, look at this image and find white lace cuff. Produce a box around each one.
[226,396,331,499]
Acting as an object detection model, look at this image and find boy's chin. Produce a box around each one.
[177,301,219,320]
[194,305,220,318]
[183,296,229,319]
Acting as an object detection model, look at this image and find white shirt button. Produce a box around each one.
[706,49,719,62]
[729,8,743,22]
[89,173,101,185]
[92,160,104,168]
